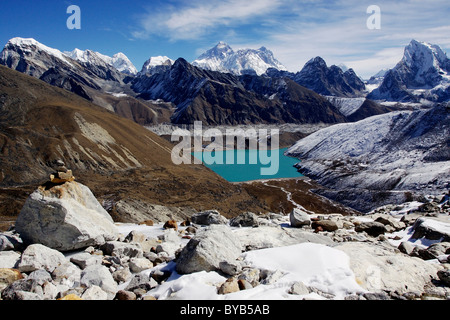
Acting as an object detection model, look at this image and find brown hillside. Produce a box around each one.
[0,65,267,226]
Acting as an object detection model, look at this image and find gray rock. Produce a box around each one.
[312,219,339,232]
[289,281,310,295]
[15,182,119,252]
[229,212,260,227]
[176,225,242,274]
[101,241,143,259]
[411,218,450,242]
[27,269,52,285]
[398,241,416,256]
[437,269,450,287]
[355,221,386,237]
[18,244,67,273]
[191,210,228,226]
[0,232,23,251]
[219,261,243,276]
[80,264,117,300]
[289,208,311,228]
[70,252,102,269]
[125,273,158,293]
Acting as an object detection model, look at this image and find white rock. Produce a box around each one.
[18,244,67,273]
[0,251,21,269]
[336,242,441,294]
[290,208,311,228]
[15,182,119,252]
[51,262,81,287]
[129,257,153,273]
[80,264,117,300]
[81,285,109,300]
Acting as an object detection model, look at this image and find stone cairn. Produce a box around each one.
[49,160,75,184]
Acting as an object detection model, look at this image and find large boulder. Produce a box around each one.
[15,181,119,252]
[176,225,242,274]
[336,242,440,295]
[289,208,311,228]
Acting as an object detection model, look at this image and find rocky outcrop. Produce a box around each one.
[15,180,119,252]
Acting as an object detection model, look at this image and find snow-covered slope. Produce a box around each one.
[64,49,138,75]
[368,40,450,103]
[192,42,287,76]
[287,104,450,211]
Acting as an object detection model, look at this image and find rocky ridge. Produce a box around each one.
[1,177,449,300]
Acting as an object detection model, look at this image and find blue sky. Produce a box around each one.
[1,0,449,78]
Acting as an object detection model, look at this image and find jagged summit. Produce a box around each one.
[64,48,138,75]
[368,39,450,102]
[193,42,287,76]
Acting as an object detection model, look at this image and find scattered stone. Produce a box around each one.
[398,241,416,256]
[15,181,119,251]
[218,278,240,295]
[115,289,137,300]
[289,208,311,228]
[0,232,23,251]
[80,264,117,300]
[411,218,450,242]
[151,269,171,283]
[0,268,24,291]
[18,244,67,273]
[70,252,102,269]
[112,267,132,284]
[125,273,158,294]
[51,262,81,287]
[81,285,108,300]
[0,251,21,269]
[437,269,450,287]
[230,212,260,227]
[237,279,253,291]
[289,281,310,295]
[312,219,339,232]
[57,294,83,300]
[355,221,386,237]
[129,257,153,273]
[190,210,228,226]
[219,261,242,276]
[101,241,143,259]
[163,220,178,231]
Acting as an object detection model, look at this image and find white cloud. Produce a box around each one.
[131,0,450,78]
[132,0,281,41]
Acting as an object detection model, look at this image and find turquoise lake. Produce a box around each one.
[192,148,303,183]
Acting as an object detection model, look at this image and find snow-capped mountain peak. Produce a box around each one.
[64,48,138,75]
[4,37,74,68]
[368,39,450,102]
[193,42,287,76]
[140,56,174,76]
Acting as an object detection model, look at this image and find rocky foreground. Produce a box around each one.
[0,177,449,300]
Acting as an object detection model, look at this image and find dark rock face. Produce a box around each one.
[132,58,346,125]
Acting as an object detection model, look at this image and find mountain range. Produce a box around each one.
[0,37,448,129]
[192,41,287,76]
